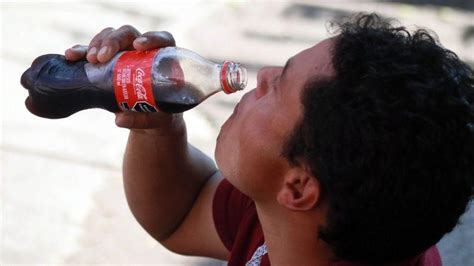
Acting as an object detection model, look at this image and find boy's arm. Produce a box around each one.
[122,116,228,260]
[65,25,229,260]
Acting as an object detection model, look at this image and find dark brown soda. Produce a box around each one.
[155,101,199,113]
[152,82,204,113]
[21,54,119,119]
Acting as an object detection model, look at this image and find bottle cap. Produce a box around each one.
[220,61,247,94]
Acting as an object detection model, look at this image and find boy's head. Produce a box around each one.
[216,13,474,263]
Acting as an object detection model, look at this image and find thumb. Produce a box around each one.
[115,112,134,128]
[115,112,162,129]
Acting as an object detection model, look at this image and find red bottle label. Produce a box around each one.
[113,49,160,112]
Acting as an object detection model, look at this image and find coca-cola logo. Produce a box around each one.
[134,68,147,100]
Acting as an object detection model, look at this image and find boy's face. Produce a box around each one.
[215,38,335,201]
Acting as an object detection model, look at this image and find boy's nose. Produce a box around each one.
[256,67,283,98]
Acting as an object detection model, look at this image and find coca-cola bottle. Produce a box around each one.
[20,47,247,118]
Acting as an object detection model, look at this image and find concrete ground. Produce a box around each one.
[1,1,473,265]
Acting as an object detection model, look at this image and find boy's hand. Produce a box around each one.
[64,25,175,63]
[64,25,179,130]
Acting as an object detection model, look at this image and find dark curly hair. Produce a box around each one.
[283,13,474,263]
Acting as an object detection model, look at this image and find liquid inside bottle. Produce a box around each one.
[21,54,118,119]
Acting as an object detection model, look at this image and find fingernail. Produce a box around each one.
[135,37,148,44]
[88,47,97,56]
[98,46,109,57]
[71,46,84,52]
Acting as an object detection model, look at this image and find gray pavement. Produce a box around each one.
[2,1,473,265]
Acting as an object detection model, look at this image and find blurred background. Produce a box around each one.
[1,0,473,265]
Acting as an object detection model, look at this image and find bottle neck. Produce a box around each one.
[219,61,247,94]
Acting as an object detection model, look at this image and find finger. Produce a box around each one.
[115,112,152,129]
[65,44,88,61]
[133,31,176,51]
[87,27,115,63]
[115,112,171,129]
[97,25,140,63]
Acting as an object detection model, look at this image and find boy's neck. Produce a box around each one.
[255,202,333,266]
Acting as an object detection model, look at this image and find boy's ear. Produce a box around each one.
[276,168,320,211]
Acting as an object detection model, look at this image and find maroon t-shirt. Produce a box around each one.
[212,178,442,266]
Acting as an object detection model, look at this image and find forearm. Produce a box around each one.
[122,117,217,241]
